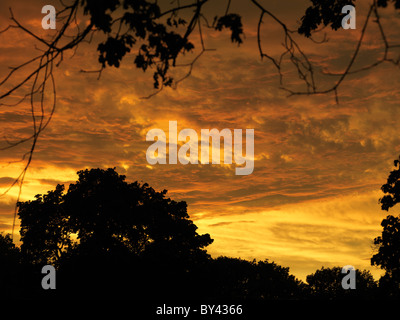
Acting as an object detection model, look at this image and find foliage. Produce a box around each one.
[306,266,377,299]
[371,215,400,273]
[0,233,23,297]
[379,156,400,211]
[18,185,69,266]
[18,168,213,268]
[298,0,356,37]
[298,0,400,38]
[80,0,244,89]
[196,257,306,300]
[371,155,400,298]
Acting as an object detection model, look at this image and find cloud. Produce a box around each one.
[0,0,398,282]
[0,177,16,187]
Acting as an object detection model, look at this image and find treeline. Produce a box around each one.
[0,232,396,300]
[0,166,400,300]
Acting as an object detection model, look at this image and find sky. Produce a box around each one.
[1,0,400,282]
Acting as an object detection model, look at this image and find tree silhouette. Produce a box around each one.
[0,233,40,299]
[306,266,377,299]
[18,168,212,263]
[4,165,400,299]
[13,167,315,300]
[371,155,400,298]
[18,184,68,266]
[17,167,213,298]
[0,233,20,264]
[199,257,306,300]
[0,233,21,295]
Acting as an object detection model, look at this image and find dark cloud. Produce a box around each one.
[0,177,16,186]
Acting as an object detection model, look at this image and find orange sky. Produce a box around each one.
[1,0,400,281]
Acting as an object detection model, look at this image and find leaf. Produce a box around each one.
[214,14,243,44]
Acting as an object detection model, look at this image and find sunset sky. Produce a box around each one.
[1,0,400,282]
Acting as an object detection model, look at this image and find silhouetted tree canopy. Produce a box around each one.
[2,165,400,299]
[0,233,19,261]
[0,233,25,297]
[371,155,400,298]
[13,168,313,300]
[371,215,400,273]
[298,0,356,37]
[306,266,377,300]
[18,168,213,266]
[16,168,214,298]
[379,155,400,211]
[80,0,245,89]
[204,257,306,300]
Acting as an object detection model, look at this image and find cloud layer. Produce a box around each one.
[1,0,399,281]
